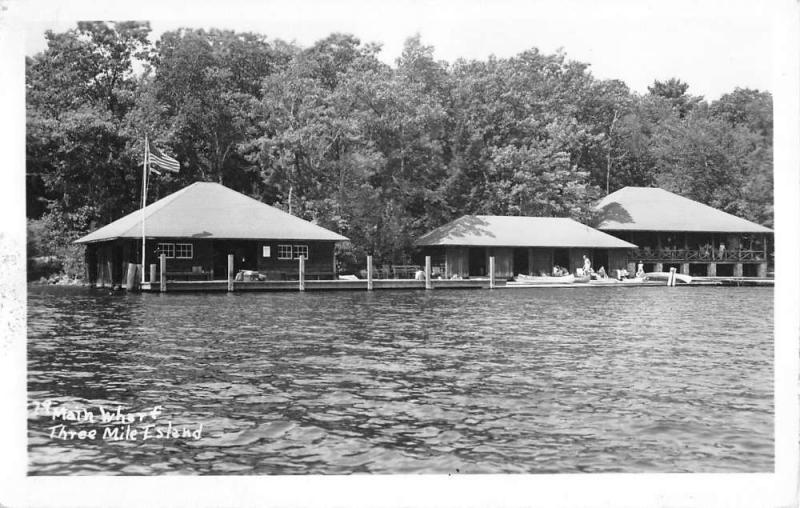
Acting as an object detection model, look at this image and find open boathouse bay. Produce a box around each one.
[27,286,773,474]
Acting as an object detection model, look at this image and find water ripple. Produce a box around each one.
[27,285,773,474]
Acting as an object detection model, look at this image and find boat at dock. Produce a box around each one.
[507,274,663,288]
[508,274,576,286]
[644,272,693,284]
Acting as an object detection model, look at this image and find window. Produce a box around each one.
[293,245,309,260]
[262,246,271,257]
[156,243,174,258]
[175,243,193,259]
[278,244,308,260]
[278,244,293,259]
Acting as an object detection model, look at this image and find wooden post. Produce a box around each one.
[125,263,138,291]
[159,253,166,293]
[149,263,157,284]
[106,258,113,288]
[299,256,305,291]
[227,254,234,292]
[489,256,495,289]
[668,267,676,286]
[711,233,716,260]
[734,263,743,277]
[425,255,432,290]
[367,255,373,291]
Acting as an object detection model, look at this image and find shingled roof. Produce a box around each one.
[416,216,637,248]
[594,187,772,233]
[75,182,348,244]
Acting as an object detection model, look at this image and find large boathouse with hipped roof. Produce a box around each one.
[594,187,773,277]
[416,215,637,279]
[75,182,348,288]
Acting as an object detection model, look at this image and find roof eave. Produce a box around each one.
[598,225,773,234]
[416,241,637,248]
[75,234,349,243]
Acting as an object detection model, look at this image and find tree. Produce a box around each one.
[485,142,598,221]
[27,21,153,223]
[149,29,290,190]
[650,108,772,226]
[647,78,703,118]
[26,26,774,277]
[710,88,772,138]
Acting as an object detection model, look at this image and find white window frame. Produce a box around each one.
[293,244,309,260]
[278,244,293,260]
[156,243,175,259]
[175,243,193,259]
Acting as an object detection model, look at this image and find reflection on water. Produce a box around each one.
[27,285,773,474]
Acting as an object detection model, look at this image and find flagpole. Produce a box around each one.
[141,135,148,284]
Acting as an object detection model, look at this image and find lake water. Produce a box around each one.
[27,285,773,474]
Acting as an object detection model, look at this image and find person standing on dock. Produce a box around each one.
[582,255,592,275]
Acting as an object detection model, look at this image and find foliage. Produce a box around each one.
[26,23,774,274]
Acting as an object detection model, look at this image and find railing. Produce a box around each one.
[391,265,421,279]
[631,249,766,262]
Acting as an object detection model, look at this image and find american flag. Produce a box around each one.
[148,141,180,173]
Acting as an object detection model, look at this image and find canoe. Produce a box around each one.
[644,272,693,284]
[573,275,591,283]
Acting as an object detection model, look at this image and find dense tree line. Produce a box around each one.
[26,22,773,277]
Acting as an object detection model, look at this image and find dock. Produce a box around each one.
[134,254,772,293]
[138,276,773,293]
[141,278,501,292]
[139,276,773,293]
[691,277,774,287]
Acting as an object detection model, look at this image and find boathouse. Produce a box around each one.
[415,215,637,279]
[594,187,773,277]
[75,182,348,288]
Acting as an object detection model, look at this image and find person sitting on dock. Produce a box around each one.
[596,266,607,279]
[617,267,629,280]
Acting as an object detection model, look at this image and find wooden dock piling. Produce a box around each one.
[489,256,495,289]
[299,256,305,291]
[125,263,138,291]
[227,254,234,292]
[425,256,432,290]
[150,263,157,284]
[159,254,166,293]
[367,255,373,291]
